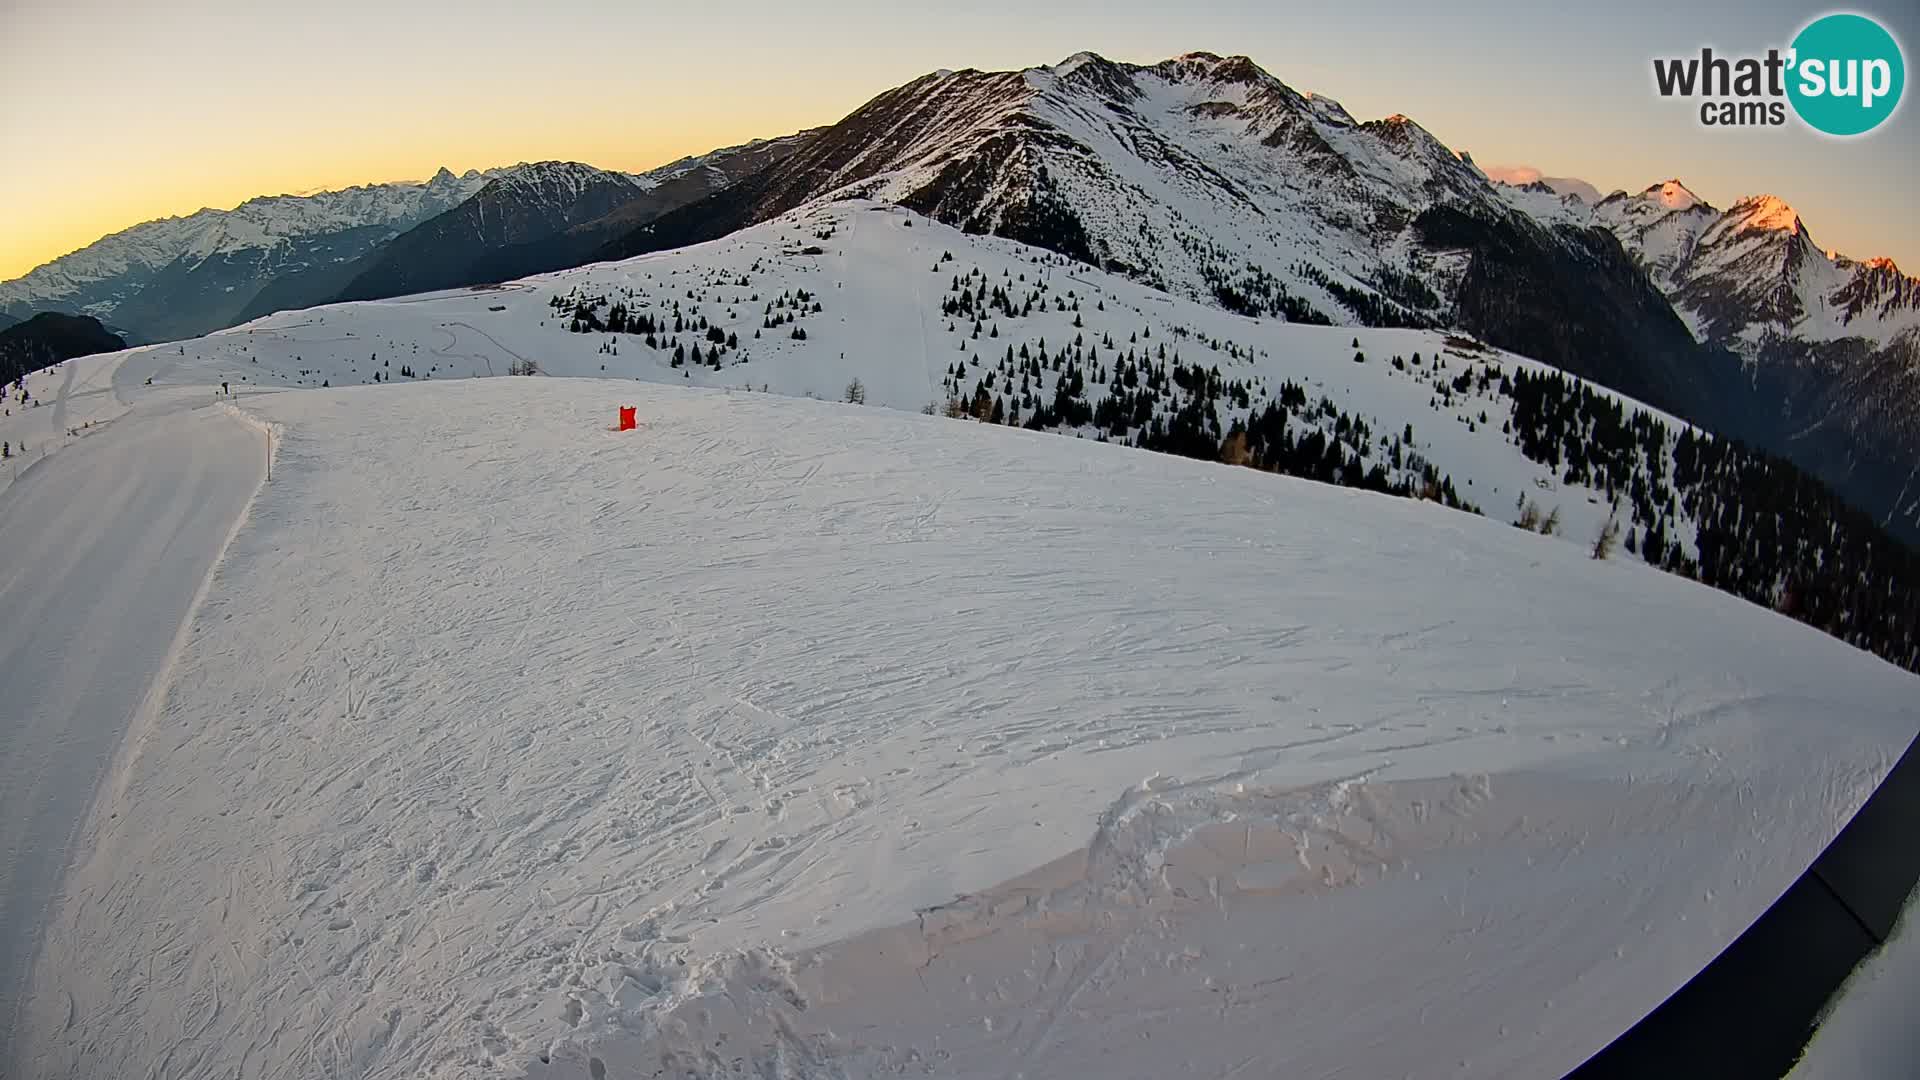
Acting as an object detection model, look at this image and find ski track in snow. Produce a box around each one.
[11,376,1914,1079]
[0,390,261,1069]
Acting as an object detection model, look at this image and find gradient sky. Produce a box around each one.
[2,0,1914,282]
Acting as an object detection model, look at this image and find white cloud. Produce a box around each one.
[1483,164,1545,186]
[1482,165,1603,205]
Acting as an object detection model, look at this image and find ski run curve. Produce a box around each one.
[0,371,264,1067]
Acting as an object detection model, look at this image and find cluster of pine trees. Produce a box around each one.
[1187,241,1329,324]
[931,271,1480,515]
[1504,367,1919,673]
[760,288,821,339]
[1289,261,1433,329]
[936,262,1094,325]
[548,277,825,373]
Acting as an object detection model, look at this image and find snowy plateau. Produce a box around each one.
[1,199,1916,1080]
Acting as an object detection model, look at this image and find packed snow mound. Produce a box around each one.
[140,199,1701,560]
[19,376,1916,1079]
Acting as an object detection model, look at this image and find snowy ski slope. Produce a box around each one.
[14,375,1915,1079]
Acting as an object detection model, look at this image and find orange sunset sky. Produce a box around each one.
[2,0,1913,283]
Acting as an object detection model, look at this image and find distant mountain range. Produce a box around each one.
[0,168,500,342]
[333,134,816,306]
[231,161,654,322]
[1496,177,1920,540]
[1,50,1914,540]
[0,135,814,346]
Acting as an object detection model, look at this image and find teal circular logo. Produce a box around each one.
[1787,13,1905,136]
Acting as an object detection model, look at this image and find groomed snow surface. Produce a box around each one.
[0,379,261,1055]
[12,375,1915,1079]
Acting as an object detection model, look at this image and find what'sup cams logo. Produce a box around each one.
[1653,12,1905,135]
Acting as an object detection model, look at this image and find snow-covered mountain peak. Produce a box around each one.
[1555,180,1920,375]
[1489,177,1595,227]
[1357,110,1454,157]
[1828,252,1911,279]
[643,130,822,190]
[1162,51,1273,88]
[1592,179,1714,219]
[0,170,502,335]
[1644,179,1701,210]
[1731,193,1805,235]
[613,49,1563,338]
[1022,49,1136,99]
[1049,50,1106,76]
[486,160,643,201]
[1144,51,1316,114]
[1024,50,1321,123]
